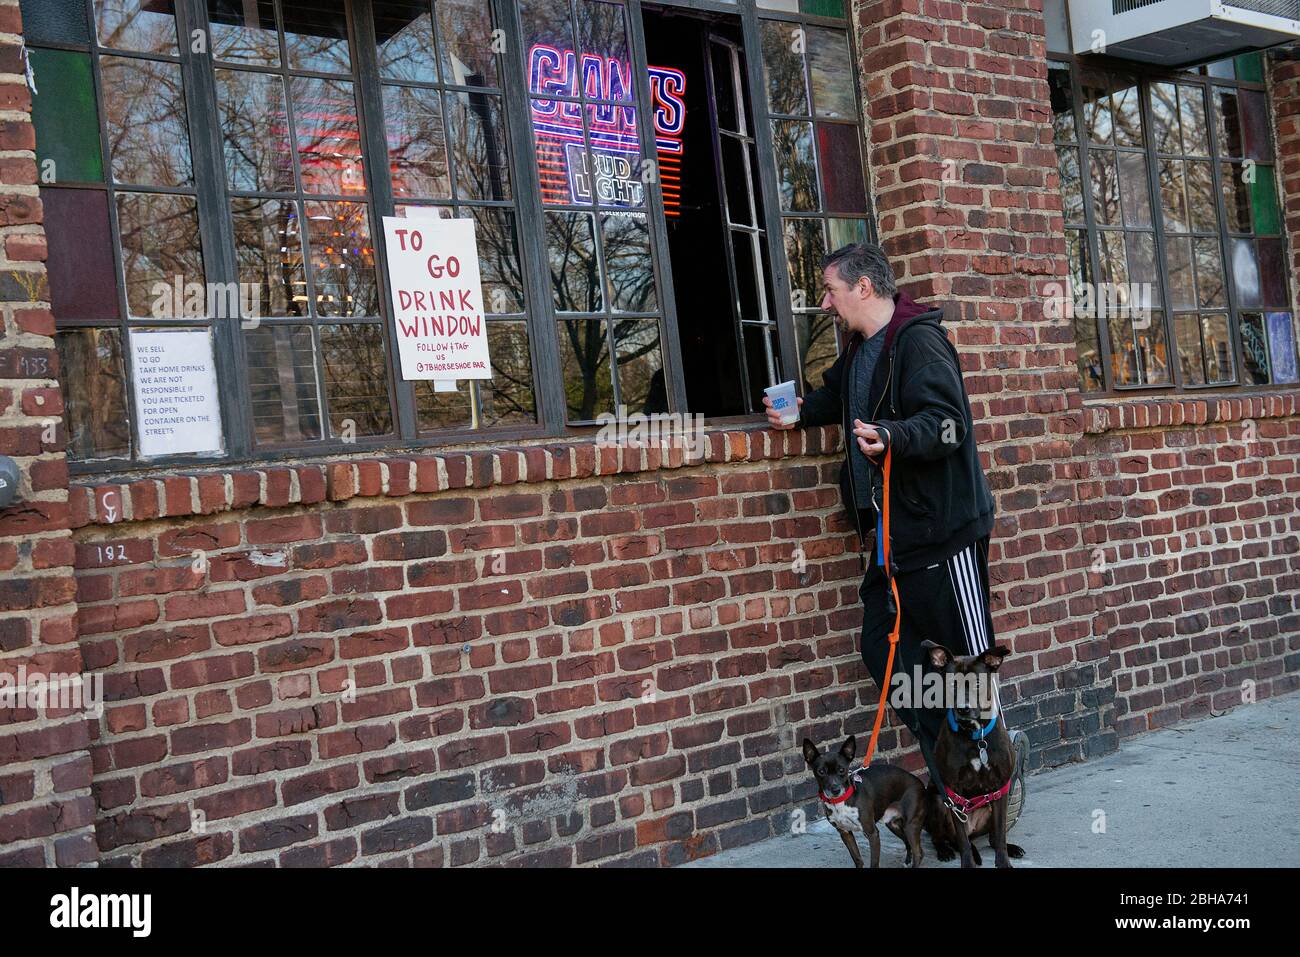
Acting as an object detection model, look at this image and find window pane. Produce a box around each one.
[438,0,499,88]
[1180,84,1209,156]
[1192,237,1226,308]
[18,0,92,46]
[1107,312,1137,385]
[232,198,307,318]
[482,321,537,425]
[602,212,657,312]
[1138,310,1171,384]
[215,69,295,193]
[117,192,204,318]
[448,91,512,201]
[1235,52,1264,83]
[801,0,846,15]
[614,318,665,413]
[1057,147,1084,224]
[761,19,809,116]
[1214,88,1243,157]
[579,0,630,98]
[826,217,867,250]
[784,217,825,312]
[807,26,854,119]
[43,188,119,322]
[1266,312,1299,383]
[585,103,644,207]
[1175,313,1205,385]
[58,328,131,460]
[283,0,351,73]
[1066,230,1104,393]
[773,121,818,212]
[244,323,323,443]
[1202,313,1234,384]
[208,0,280,65]
[1239,89,1271,160]
[743,323,777,405]
[796,311,838,395]
[1049,63,1075,144]
[1125,232,1159,307]
[521,0,575,55]
[374,0,437,82]
[1157,158,1187,233]
[29,49,103,185]
[1098,230,1127,287]
[1230,236,1261,307]
[304,201,378,317]
[415,379,472,431]
[1249,168,1281,235]
[1239,312,1269,383]
[547,211,601,313]
[1258,237,1287,306]
[817,123,867,214]
[468,207,526,315]
[533,97,575,205]
[558,318,612,420]
[1221,162,1251,233]
[385,85,451,201]
[1185,160,1216,232]
[1080,74,1114,145]
[101,56,193,187]
[320,323,393,436]
[1117,152,1151,227]
[292,77,365,195]
[1164,235,1194,310]
[1149,82,1180,154]
[95,0,178,55]
[1111,83,1143,147]
[1089,151,1119,226]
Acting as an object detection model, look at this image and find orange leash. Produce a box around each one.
[860,444,900,768]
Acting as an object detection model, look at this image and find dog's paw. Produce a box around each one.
[1007,843,1025,859]
[970,845,983,867]
[904,852,912,866]
[934,843,956,862]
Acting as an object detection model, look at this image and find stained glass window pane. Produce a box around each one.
[43,187,119,322]
[29,49,103,185]
[807,27,854,120]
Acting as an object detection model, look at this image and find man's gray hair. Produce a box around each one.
[822,242,897,299]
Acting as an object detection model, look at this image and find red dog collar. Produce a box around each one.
[944,777,1011,814]
[819,784,856,805]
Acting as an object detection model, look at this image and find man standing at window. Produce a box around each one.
[764,242,1029,830]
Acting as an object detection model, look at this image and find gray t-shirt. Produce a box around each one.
[847,328,886,509]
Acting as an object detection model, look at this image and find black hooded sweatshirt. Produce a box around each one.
[799,292,995,575]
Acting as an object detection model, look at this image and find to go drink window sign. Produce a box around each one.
[382,215,491,385]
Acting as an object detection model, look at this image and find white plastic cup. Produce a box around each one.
[764,380,799,425]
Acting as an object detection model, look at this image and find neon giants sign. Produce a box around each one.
[529,45,685,211]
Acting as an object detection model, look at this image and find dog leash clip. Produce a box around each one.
[944,796,968,826]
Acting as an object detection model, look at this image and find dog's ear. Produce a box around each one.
[980,644,1011,671]
[839,735,856,763]
[802,738,820,765]
[920,639,953,669]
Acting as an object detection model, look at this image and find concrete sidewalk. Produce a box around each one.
[682,692,1300,868]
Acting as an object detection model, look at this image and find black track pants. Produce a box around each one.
[858,535,1002,745]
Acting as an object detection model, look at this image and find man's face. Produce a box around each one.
[821,266,869,332]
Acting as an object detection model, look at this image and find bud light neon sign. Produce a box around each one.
[529,45,686,212]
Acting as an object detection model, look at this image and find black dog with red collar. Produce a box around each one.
[802,735,927,869]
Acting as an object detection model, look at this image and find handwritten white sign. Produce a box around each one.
[383,215,491,381]
[130,329,223,458]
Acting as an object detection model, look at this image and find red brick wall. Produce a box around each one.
[66,435,895,867]
[0,0,97,866]
[855,0,1118,763]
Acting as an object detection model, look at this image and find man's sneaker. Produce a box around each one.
[1005,729,1029,832]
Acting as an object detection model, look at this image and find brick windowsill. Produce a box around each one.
[67,424,847,529]
[1082,389,1300,435]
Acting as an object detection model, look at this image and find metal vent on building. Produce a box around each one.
[1074,0,1300,66]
